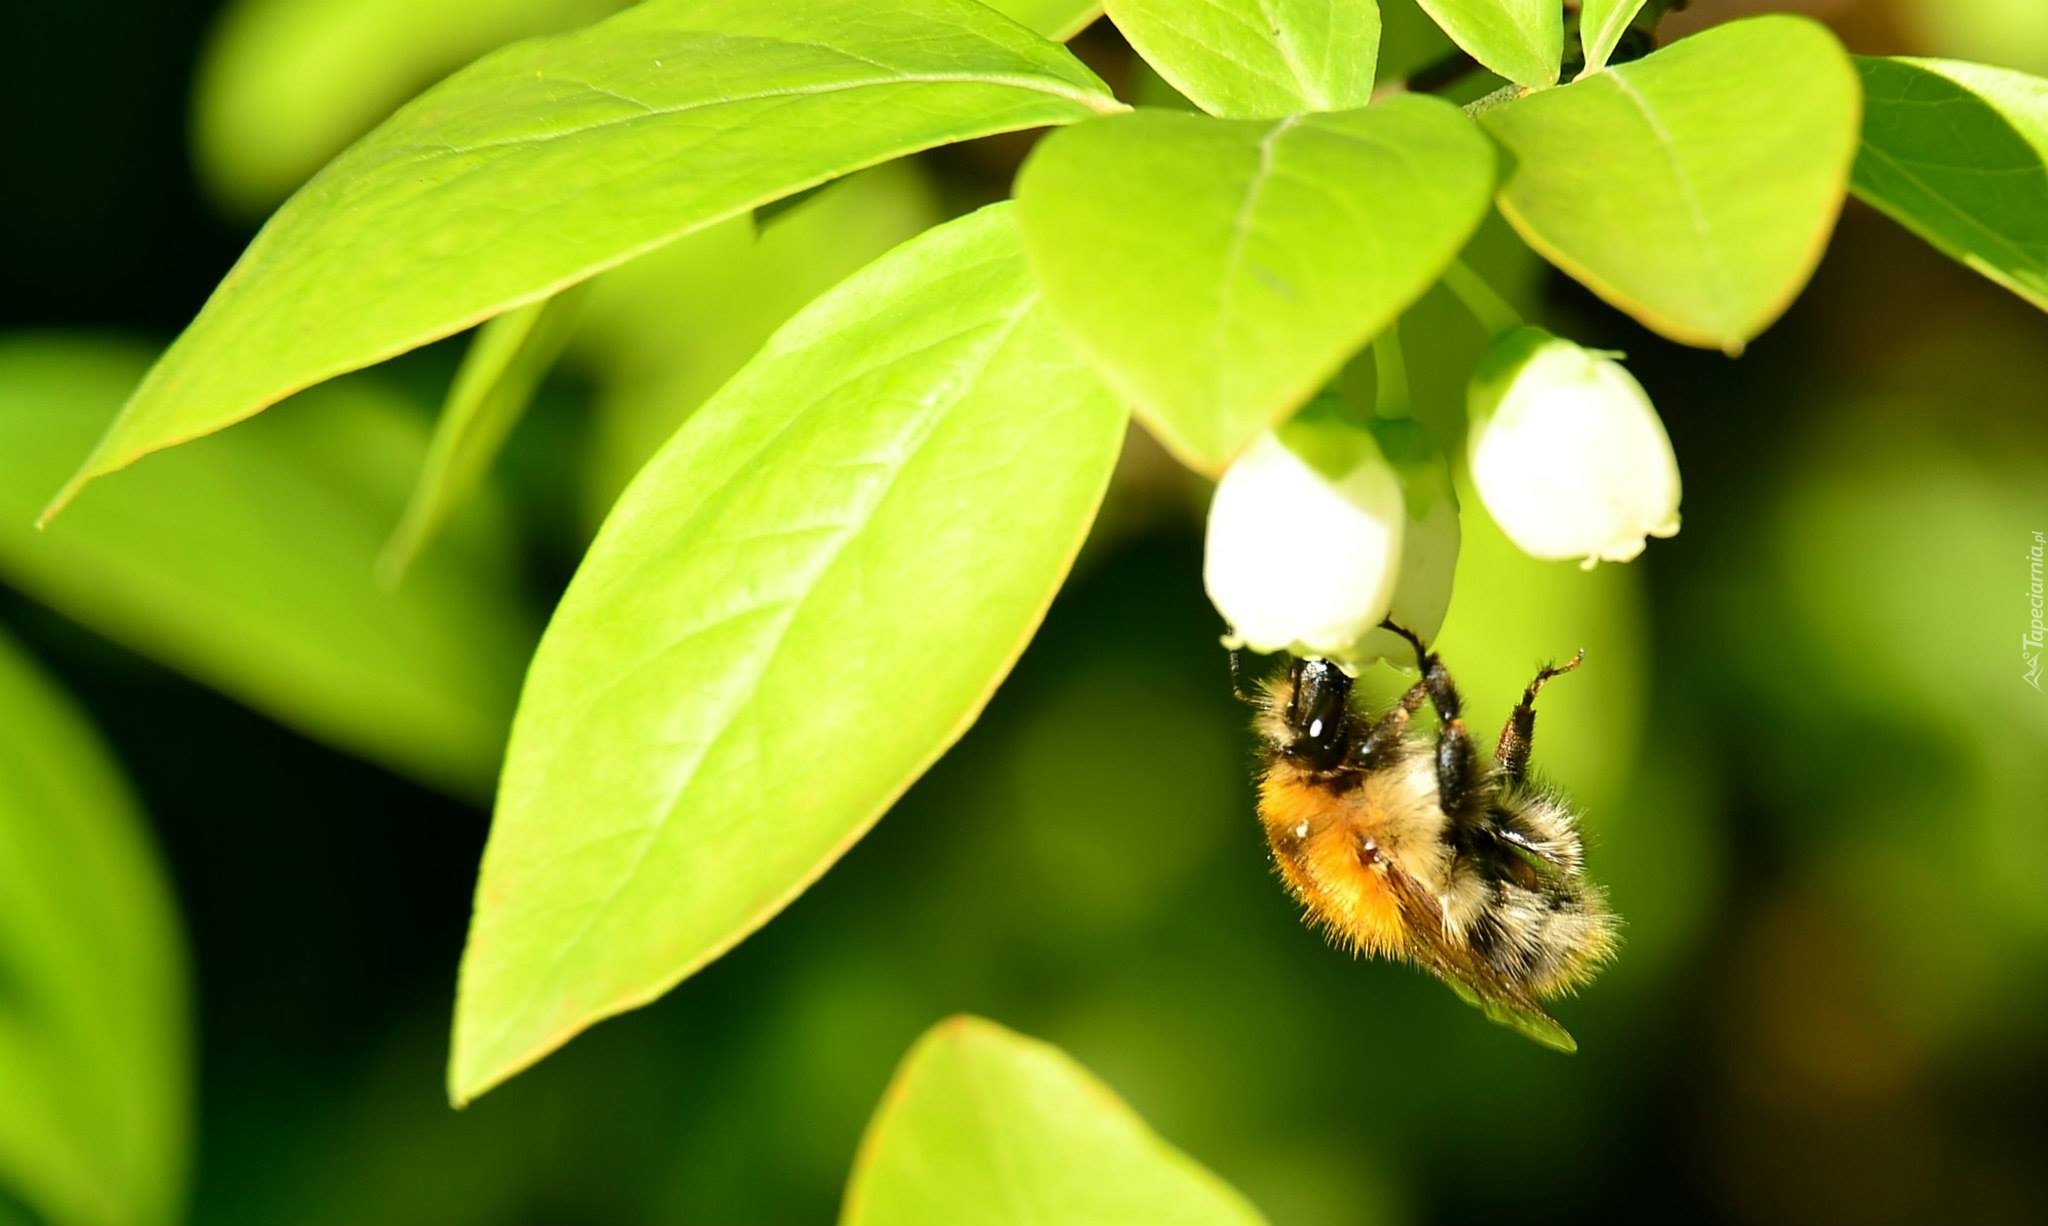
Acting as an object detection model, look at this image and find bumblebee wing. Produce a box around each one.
[1486,825,1572,892]
[1442,977,1579,1054]
[1377,858,1579,1054]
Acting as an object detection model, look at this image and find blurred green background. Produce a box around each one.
[2,0,2046,1222]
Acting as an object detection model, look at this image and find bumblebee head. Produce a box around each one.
[1281,657,1353,771]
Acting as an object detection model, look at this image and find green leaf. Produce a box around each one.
[1103,0,1380,117]
[988,0,1103,40]
[381,289,583,582]
[841,1017,1267,1226]
[1377,0,1461,80]
[1851,56,2048,312]
[449,205,1127,1103]
[45,0,1119,522]
[1015,98,1495,472]
[576,163,947,521]
[1479,15,1860,353]
[1578,0,1648,75]
[1413,0,1561,88]
[0,625,190,1226]
[0,337,537,797]
[192,0,625,214]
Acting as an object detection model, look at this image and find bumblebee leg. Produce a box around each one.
[1228,648,1260,705]
[1350,679,1427,768]
[1494,650,1586,784]
[1379,619,1477,815]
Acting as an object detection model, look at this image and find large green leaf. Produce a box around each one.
[45,0,1119,521]
[1103,0,1379,118]
[0,625,189,1226]
[1577,0,1648,75]
[841,1017,1267,1226]
[449,205,1127,1103]
[192,0,625,214]
[1480,16,1860,353]
[1015,98,1494,472]
[1413,0,1560,88]
[0,337,536,797]
[194,0,1101,215]
[381,289,583,582]
[1851,56,2048,312]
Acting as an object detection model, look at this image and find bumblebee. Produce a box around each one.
[1242,621,1618,1050]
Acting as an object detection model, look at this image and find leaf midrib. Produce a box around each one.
[1606,69,1741,337]
[1208,114,1301,438]
[382,71,1120,168]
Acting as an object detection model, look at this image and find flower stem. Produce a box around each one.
[1373,322,1410,420]
[1440,259,1523,337]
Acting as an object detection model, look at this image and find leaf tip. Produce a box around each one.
[36,466,94,529]
[445,991,521,1109]
[444,1033,500,1110]
[932,1012,996,1044]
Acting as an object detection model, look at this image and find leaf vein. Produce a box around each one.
[1607,71,1740,337]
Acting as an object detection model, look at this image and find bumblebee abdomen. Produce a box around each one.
[1465,791,1621,994]
[1255,763,1439,958]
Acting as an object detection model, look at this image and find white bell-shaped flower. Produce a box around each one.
[1204,399,1459,670]
[1466,327,1681,567]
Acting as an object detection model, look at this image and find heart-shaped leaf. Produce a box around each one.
[45,0,1117,521]
[1016,98,1495,473]
[1414,0,1561,89]
[1577,0,1649,76]
[1852,56,2048,312]
[841,1017,1267,1226]
[0,627,190,1226]
[1480,15,1860,353]
[449,205,1127,1103]
[1104,0,1379,117]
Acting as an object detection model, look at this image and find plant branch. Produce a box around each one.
[1440,260,1523,337]
[1372,322,1410,419]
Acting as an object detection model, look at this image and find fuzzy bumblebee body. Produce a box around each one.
[1248,633,1618,1050]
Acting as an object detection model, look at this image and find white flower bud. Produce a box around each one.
[1204,399,1459,670]
[1466,327,1681,568]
